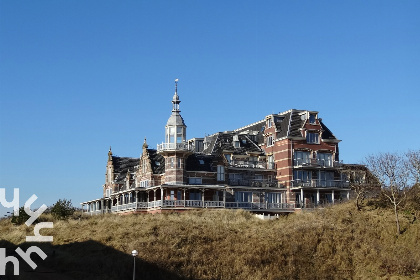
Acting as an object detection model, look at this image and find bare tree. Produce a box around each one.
[365,153,409,235]
[406,150,420,185]
[342,165,380,211]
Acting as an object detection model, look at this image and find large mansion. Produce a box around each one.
[81,81,351,214]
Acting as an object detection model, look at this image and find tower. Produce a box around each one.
[157,79,191,185]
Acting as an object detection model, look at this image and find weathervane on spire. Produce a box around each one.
[175,78,179,94]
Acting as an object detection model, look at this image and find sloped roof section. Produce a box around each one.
[186,154,215,172]
[319,120,338,140]
[147,149,165,174]
[112,156,139,183]
[288,110,306,138]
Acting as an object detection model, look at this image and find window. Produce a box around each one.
[105,188,111,197]
[235,192,252,202]
[267,118,272,128]
[309,113,316,124]
[170,158,174,168]
[190,190,202,200]
[267,155,274,169]
[189,177,202,185]
[168,127,175,143]
[267,136,273,147]
[225,154,232,163]
[317,153,333,167]
[140,180,149,188]
[320,171,334,187]
[266,193,281,203]
[217,165,225,181]
[306,132,319,144]
[234,141,240,148]
[177,191,182,200]
[294,170,312,182]
[176,127,184,143]
[249,156,258,163]
[177,158,183,168]
[170,190,175,200]
[294,151,310,166]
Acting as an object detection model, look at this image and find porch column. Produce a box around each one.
[300,188,304,207]
[223,189,226,208]
[135,191,139,209]
[161,187,164,202]
[202,189,205,208]
[183,189,186,207]
[316,189,320,205]
[153,190,156,202]
[347,190,350,200]
[332,190,335,204]
[116,195,119,211]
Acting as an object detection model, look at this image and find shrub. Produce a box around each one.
[11,206,31,225]
[51,199,75,220]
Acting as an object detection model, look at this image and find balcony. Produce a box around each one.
[293,159,343,168]
[229,159,268,169]
[228,179,279,188]
[291,179,349,189]
[157,142,192,152]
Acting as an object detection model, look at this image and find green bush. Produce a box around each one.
[51,199,75,220]
[11,206,31,225]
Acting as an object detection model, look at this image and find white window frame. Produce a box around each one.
[189,177,202,185]
[217,165,225,181]
[306,132,319,144]
[267,136,273,147]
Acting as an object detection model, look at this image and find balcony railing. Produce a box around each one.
[293,159,343,168]
[97,200,297,213]
[229,160,267,169]
[157,142,191,152]
[291,179,349,188]
[228,179,279,188]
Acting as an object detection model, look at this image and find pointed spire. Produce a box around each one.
[143,138,148,149]
[108,146,113,161]
[172,78,180,112]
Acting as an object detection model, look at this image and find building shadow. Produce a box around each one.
[0,239,191,280]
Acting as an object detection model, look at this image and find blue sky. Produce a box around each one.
[1,1,419,214]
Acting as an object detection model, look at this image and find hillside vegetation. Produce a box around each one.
[1,202,420,280]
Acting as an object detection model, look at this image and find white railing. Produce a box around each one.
[157,142,191,152]
[230,160,267,169]
[106,200,296,212]
[291,180,349,188]
[293,159,343,168]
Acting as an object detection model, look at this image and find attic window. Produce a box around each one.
[234,141,240,148]
[309,114,316,124]
[199,159,205,165]
[155,161,160,166]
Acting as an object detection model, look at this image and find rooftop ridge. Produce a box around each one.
[233,119,265,132]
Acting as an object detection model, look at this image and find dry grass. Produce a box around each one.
[1,202,420,280]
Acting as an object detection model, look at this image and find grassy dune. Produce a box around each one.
[1,202,420,280]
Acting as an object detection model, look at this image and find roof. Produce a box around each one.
[147,149,165,174]
[111,156,139,183]
[202,131,263,156]
[186,154,215,172]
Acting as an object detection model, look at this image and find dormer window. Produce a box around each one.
[309,113,316,124]
[267,118,273,128]
[306,132,319,144]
